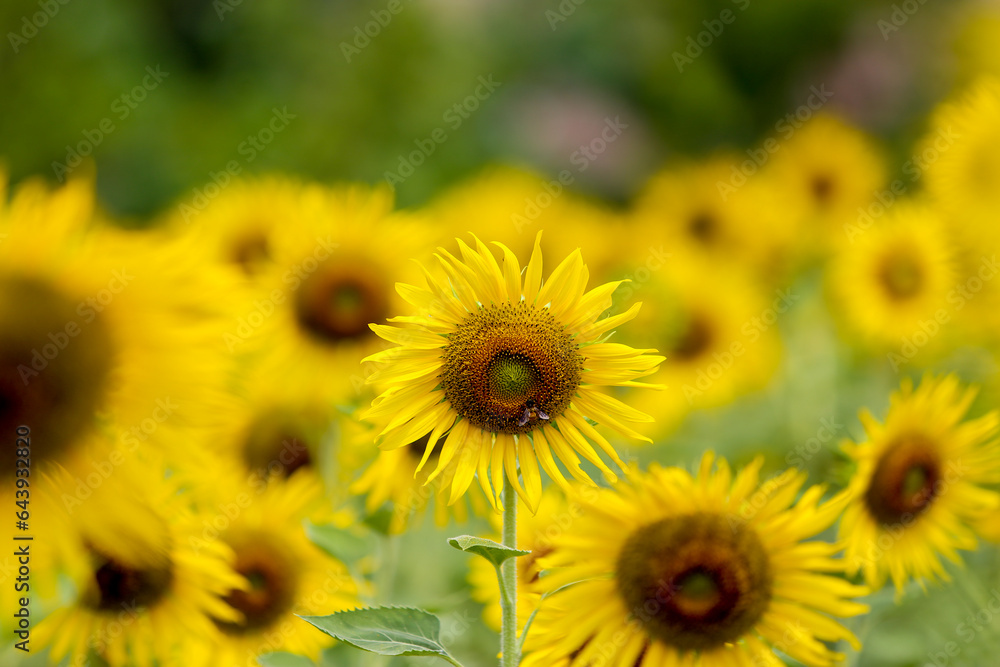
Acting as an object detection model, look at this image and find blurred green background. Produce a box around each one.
[0,0,964,218]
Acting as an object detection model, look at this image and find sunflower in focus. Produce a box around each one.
[364,232,664,512]
[828,200,958,352]
[0,175,233,477]
[468,486,572,631]
[522,453,868,667]
[839,375,1000,596]
[209,473,361,663]
[349,411,490,534]
[35,459,246,667]
[768,113,887,248]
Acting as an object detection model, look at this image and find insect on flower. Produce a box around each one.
[517,399,549,427]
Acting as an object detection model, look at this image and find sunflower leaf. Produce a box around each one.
[305,522,372,564]
[299,607,463,665]
[447,535,530,567]
[256,652,314,667]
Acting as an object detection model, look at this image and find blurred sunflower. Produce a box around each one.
[35,460,246,667]
[161,175,312,279]
[364,232,664,511]
[0,175,233,476]
[349,411,489,534]
[468,486,571,632]
[210,473,361,663]
[768,113,887,248]
[840,375,1000,596]
[522,453,868,667]
[828,200,958,352]
[619,255,782,436]
[629,155,801,280]
[924,77,1000,236]
[229,183,433,405]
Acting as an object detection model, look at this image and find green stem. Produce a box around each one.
[500,475,519,667]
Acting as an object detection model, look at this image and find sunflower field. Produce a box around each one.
[5,1,1000,666]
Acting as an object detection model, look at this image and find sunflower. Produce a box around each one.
[224,183,435,405]
[618,255,782,437]
[0,175,235,476]
[349,411,490,534]
[209,472,361,664]
[827,200,958,352]
[767,113,887,249]
[161,175,315,280]
[924,77,1000,238]
[468,486,572,632]
[522,452,868,667]
[34,457,246,667]
[363,232,664,511]
[839,375,1000,597]
[629,155,801,281]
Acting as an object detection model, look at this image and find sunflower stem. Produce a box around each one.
[500,474,519,667]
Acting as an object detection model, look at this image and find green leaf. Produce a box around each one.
[447,535,530,568]
[257,652,314,667]
[305,522,372,564]
[362,506,395,535]
[300,607,461,665]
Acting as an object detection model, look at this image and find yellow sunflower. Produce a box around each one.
[630,155,802,281]
[34,457,246,667]
[618,255,782,437]
[208,472,361,664]
[0,175,235,476]
[468,486,573,632]
[768,113,887,249]
[224,183,435,405]
[827,199,958,353]
[349,411,490,534]
[363,232,664,512]
[522,452,868,667]
[840,375,1000,597]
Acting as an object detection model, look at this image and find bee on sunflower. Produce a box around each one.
[363,231,664,512]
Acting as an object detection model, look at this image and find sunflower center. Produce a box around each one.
[230,231,271,274]
[865,434,941,525]
[671,313,713,361]
[811,174,835,205]
[441,301,583,434]
[616,513,773,651]
[296,261,388,343]
[242,410,313,478]
[217,536,298,634]
[878,252,924,301]
[0,275,115,475]
[688,212,717,243]
[87,555,174,612]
